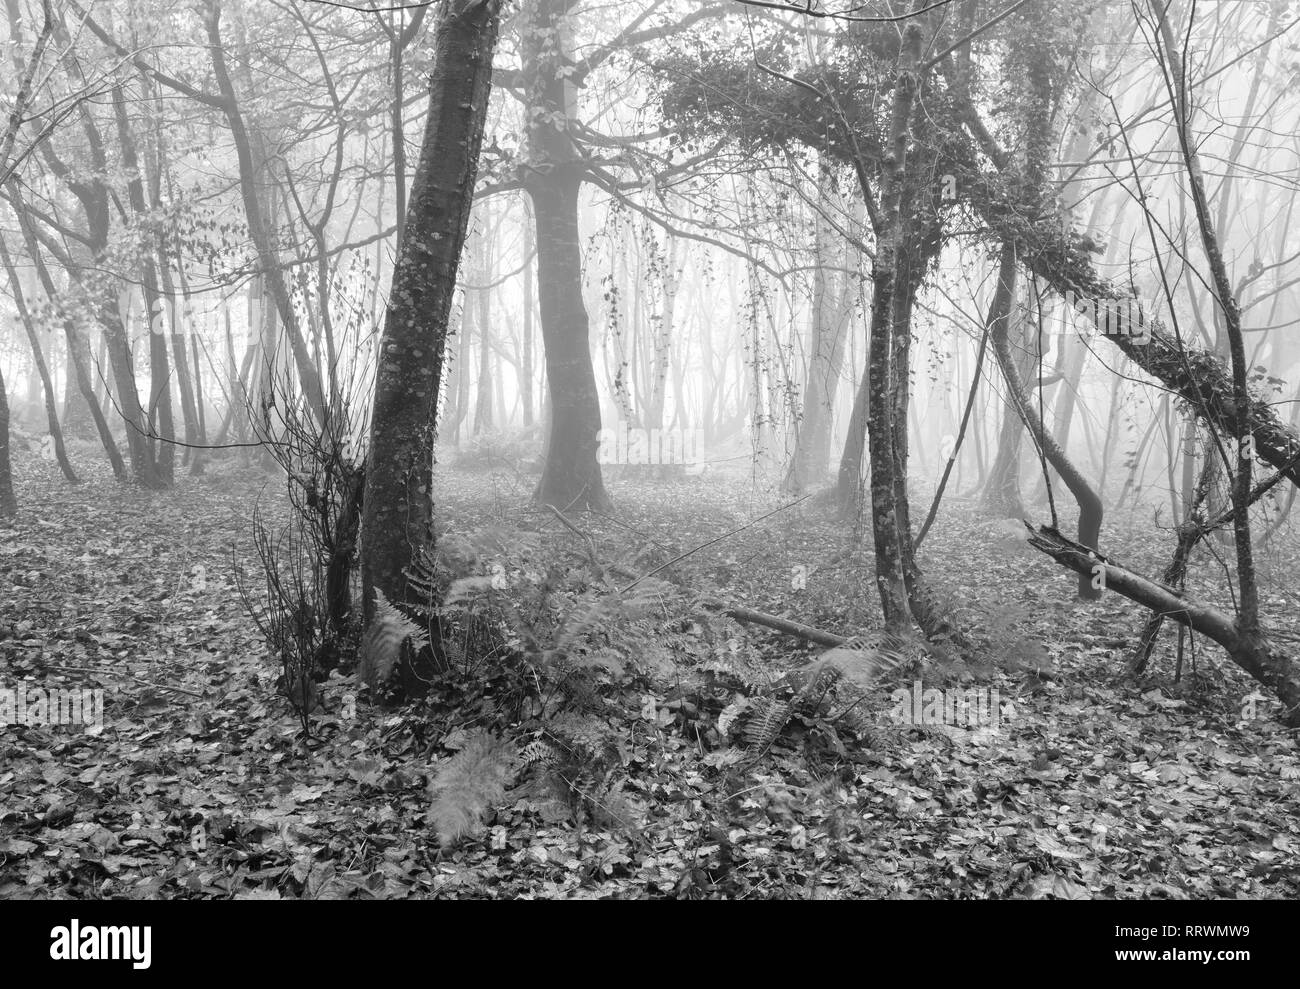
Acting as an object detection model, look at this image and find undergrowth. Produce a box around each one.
[345,522,967,849]
[241,474,1008,856]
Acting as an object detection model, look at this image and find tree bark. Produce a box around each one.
[863,22,924,630]
[359,0,501,685]
[521,0,610,512]
[983,305,1031,518]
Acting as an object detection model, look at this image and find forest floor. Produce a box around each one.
[2,443,1300,899]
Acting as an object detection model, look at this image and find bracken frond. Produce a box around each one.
[359,588,429,688]
[744,697,792,757]
[519,738,560,767]
[718,697,750,736]
[427,732,519,847]
[588,779,640,832]
[802,631,916,690]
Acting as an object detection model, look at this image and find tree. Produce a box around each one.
[492,0,730,509]
[359,0,502,686]
[516,0,612,510]
[0,0,57,516]
[785,163,855,494]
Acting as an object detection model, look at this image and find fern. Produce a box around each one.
[427,732,519,846]
[403,542,441,612]
[517,715,643,833]
[519,738,560,767]
[359,588,429,688]
[735,632,918,761]
[717,697,750,736]
[587,779,639,832]
[553,580,669,655]
[801,632,913,690]
[546,711,618,759]
[744,697,793,757]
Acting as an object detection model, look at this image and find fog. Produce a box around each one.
[1,0,1298,910]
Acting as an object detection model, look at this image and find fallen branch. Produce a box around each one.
[1024,523,1300,726]
[39,664,206,698]
[697,599,848,647]
[544,504,601,568]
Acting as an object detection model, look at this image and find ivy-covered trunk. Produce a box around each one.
[359,0,502,679]
[862,23,924,630]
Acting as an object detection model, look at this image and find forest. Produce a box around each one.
[1,0,1299,903]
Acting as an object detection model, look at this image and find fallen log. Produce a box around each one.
[1025,523,1300,726]
[697,599,848,647]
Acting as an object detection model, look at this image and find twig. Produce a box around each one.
[545,504,600,564]
[38,664,206,698]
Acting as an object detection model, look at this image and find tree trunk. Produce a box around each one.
[861,23,926,630]
[159,249,201,463]
[835,353,870,517]
[521,202,535,429]
[0,364,16,518]
[114,88,174,485]
[473,230,494,434]
[359,0,501,687]
[788,173,853,495]
[987,246,1104,600]
[203,0,326,424]
[61,328,95,439]
[97,302,165,488]
[441,301,469,445]
[11,201,126,480]
[162,262,202,463]
[522,0,610,512]
[527,169,610,509]
[0,237,77,483]
[983,310,1031,518]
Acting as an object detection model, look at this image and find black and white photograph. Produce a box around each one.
[0,0,1296,925]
